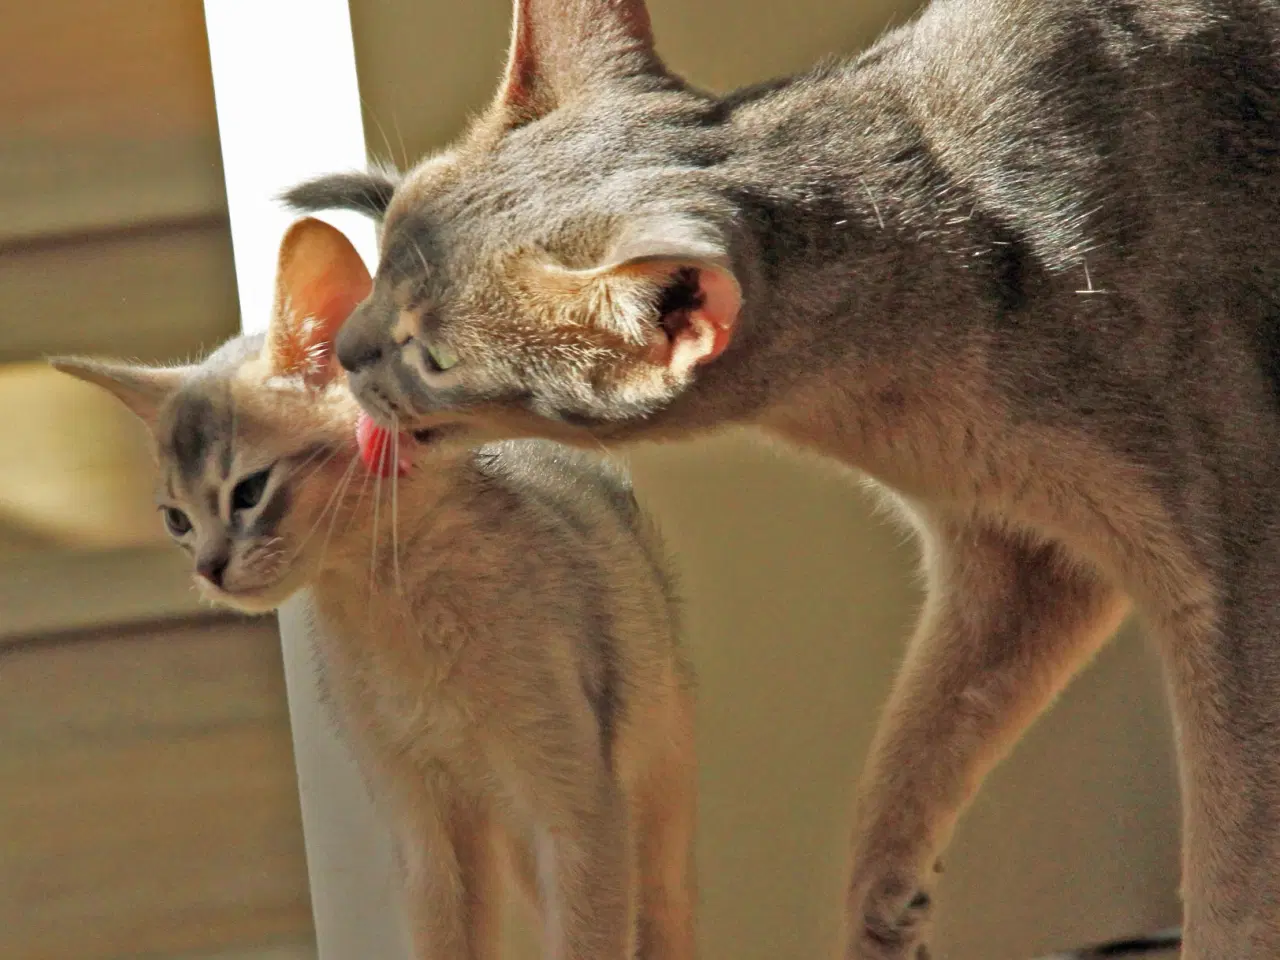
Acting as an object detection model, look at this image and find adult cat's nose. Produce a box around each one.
[196,552,230,588]
[336,311,384,372]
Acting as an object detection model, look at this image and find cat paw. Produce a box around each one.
[847,867,937,960]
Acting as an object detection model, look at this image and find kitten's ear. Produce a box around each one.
[49,357,188,427]
[540,215,742,377]
[268,217,372,388]
[497,0,665,125]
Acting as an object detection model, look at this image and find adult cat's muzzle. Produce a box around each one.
[335,302,388,374]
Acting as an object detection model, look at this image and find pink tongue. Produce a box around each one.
[356,413,412,478]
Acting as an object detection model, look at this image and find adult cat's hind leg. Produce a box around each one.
[634,686,698,960]
[1158,516,1280,959]
[845,517,1128,960]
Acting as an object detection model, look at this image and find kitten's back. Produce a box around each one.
[469,441,683,655]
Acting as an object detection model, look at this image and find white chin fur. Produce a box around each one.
[195,578,292,615]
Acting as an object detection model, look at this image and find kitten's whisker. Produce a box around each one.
[311,454,360,552]
[317,451,360,573]
[296,458,351,550]
[291,452,358,562]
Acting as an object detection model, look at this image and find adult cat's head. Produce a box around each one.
[52,219,380,613]
[287,0,772,448]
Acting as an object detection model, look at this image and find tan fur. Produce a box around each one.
[283,0,1280,956]
[50,219,698,960]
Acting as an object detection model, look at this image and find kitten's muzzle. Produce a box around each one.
[195,551,230,588]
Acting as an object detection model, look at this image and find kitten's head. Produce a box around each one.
[52,219,375,613]
[286,0,749,447]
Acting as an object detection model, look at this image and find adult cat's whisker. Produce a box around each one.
[293,443,345,487]
[391,415,404,597]
[347,442,376,531]
[289,442,338,483]
[368,431,388,599]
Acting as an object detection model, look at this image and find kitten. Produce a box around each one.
[284,0,1280,956]
[50,218,698,960]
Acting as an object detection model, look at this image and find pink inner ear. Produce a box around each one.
[694,267,740,364]
[299,284,366,371]
[270,218,373,383]
[647,263,741,374]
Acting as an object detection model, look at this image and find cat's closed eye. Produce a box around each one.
[424,342,459,373]
[162,506,192,537]
[232,468,272,511]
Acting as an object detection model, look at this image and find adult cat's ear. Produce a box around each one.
[268,217,372,388]
[537,214,742,377]
[280,166,399,221]
[49,357,188,427]
[497,0,665,125]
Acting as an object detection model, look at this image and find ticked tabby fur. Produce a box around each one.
[286,0,1280,956]
[52,218,697,960]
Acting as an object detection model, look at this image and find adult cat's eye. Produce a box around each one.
[232,468,272,511]
[424,342,459,373]
[162,507,192,536]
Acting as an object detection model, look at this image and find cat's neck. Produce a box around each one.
[306,448,472,600]
[730,64,997,338]
[649,64,1012,479]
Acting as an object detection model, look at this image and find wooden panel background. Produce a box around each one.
[0,7,314,956]
[0,617,314,960]
[0,0,225,247]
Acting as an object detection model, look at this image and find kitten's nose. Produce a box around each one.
[336,316,383,373]
[196,552,230,588]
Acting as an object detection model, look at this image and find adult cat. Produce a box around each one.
[52,218,697,960]
[288,0,1280,956]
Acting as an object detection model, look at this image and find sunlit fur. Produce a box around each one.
[287,1,1280,957]
[51,219,698,960]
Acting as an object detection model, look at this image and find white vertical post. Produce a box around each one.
[203,4,410,957]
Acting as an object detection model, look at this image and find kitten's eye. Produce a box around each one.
[232,468,271,511]
[163,507,192,537]
[424,342,459,373]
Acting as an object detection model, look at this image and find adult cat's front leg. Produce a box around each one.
[633,686,699,960]
[1158,513,1280,959]
[845,516,1128,960]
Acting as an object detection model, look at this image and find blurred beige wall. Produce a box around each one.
[346,3,1182,959]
